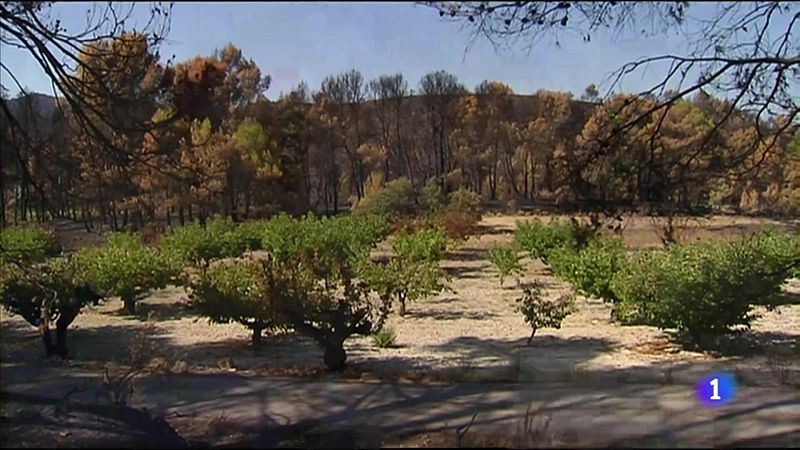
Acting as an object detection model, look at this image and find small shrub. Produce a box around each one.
[360,257,451,317]
[353,177,416,217]
[548,237,626,304]
[392,227,448,263]
[446,188,483,219]
[190,219,394,371]
[487,245,524,287]
[610,233,795,347]
[0,225,58,264]
[328,213,391,260]
[746,228,800,281]
[514,219,575,264]
[364,226,451,317]
[429,210,480,241]
[74,233,177,315]
[371,327,397,348]
[516,282,576,345]
[419,177,446,213]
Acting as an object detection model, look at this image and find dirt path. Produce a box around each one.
[1,366,798,447]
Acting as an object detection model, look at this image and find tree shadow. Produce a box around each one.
[3,330,800,448]
[164,333,324,373]
[442,265,488,278]
[775,289,800,306]
[703,330,800,358]
[0,318,171,366]
[473,224,513,237]
[133,300,194,322]
[404,309,499,321]
[445,248,489,262]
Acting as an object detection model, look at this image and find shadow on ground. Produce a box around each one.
[2,331,799,447]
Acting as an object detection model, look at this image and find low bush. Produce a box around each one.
[486,245,524,287]
[74,233,177,315]
[515,282,576,345]
[446,188,483,219]
[548,237,626,304]
[371,327,397,348]
[419,177,446,213]
[360,257,451,317]
[391,227,448,263]
[746,228,800,281]
[359,227,452,316]
[514,219,575,264]
[429,210,480,241]
[258,213,310,263]
[610,231,797,347]
[233,220,265,252]
[0,225,59,264]
[353,177,416,217]
[327,213,391,259]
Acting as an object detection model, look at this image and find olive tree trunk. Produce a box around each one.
[122,294,137,315]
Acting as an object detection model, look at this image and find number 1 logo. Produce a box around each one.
[696,372,736,407]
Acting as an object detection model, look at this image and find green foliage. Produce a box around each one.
[514,217,602,265]
[360,257,451,316]
[187,214,393,369]
[159,216,251,267]
[1,258,102,356]
[353,177,416,217]
[257,212,389,265]
[515,282,576,345]
[234,220,266,251]
[371,327,397,349]
[74,233,177,314]
[188,259,280,343]
[358,227,452,317]
[514,219,575,263]
[419,177,446,213]
[327,213,391,260]
[548,237,626,303]
[256,213,308,263]
[0,225,58,264]
[611,231,798,347]
[446,187,483,218]
[486,244,523,286]
[391,227,448,263]
[105,232,145,249]
[268,254,391,371]
[1,260,80,326]
[746,228,800,280]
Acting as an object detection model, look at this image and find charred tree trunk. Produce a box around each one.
[122,294,136,315]
[251,325,264,345]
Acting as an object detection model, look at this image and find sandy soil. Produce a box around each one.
[1,214,798,386]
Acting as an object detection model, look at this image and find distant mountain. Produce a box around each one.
[1,92,60,136]
[4,92,59,118]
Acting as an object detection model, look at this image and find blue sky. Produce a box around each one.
[0,2,780,100]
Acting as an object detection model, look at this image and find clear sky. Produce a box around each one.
[0,1,786,100]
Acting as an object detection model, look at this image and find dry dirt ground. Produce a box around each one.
[1,214,798,387]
